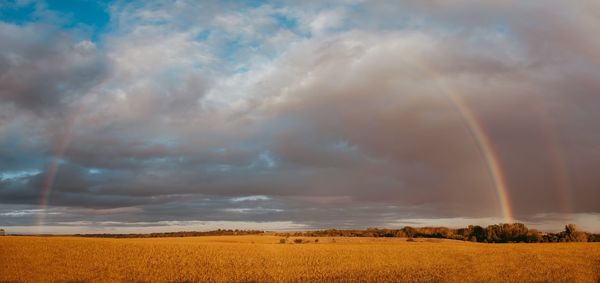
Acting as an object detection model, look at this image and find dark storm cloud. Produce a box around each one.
[1,0,599,232]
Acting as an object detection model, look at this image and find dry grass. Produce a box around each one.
[1,235,599,282]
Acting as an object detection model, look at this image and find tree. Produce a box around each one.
[564,224,588,242]
[526,229,542,243]
[486,225,502,243]
[565,224,577,235]
[402,226,418,238]
[471,225,486,242]
[505,223,529,242]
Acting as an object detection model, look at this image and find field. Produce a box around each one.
[1,235,599,282]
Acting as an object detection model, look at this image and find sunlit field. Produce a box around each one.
[1,235,599,282]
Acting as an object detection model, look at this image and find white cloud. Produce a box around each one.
[0,170,41,181]
[231,195,271,202]
[309,8,347,36]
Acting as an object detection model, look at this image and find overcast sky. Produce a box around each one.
[1,0,599,234]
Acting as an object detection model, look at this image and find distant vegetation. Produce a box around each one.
[4,224,598,243]
[278,223,600,243]
[75,229,264,238]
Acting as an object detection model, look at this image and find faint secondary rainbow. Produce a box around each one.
[408,58,515,223]
[534,98,573,217]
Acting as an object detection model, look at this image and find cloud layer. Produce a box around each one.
[1,0,599,233]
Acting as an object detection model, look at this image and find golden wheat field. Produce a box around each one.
[1,235,599,282]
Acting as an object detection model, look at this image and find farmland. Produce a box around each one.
[1,235,599,282]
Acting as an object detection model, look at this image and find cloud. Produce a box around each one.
[0,0,599,232]
[0,23,109,114]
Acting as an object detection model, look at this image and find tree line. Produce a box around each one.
[278,223,600,243]
[75,229,265,238]
[4,223,597,242]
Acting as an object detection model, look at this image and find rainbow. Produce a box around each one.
[34,58,518,228]
[534,99,573,217]
[445,92,514,223]
[408,58,515,223]
[36,113,78,228]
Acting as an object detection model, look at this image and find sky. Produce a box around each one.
[1,0,599,234]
